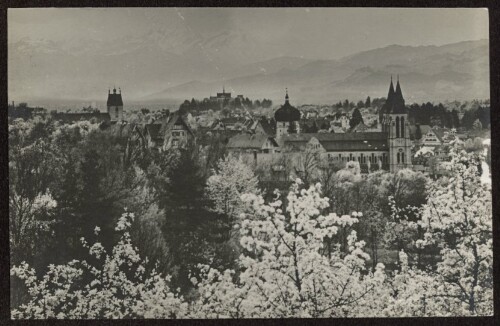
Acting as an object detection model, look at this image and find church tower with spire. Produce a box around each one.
[107,87,124,122]
[381,76,412,172]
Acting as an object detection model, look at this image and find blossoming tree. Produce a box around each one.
[191,179,386,318]
[414,143,493,315]
[205,155,260,240]
[11,211,188,319]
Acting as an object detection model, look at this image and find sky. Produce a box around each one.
[8,7,489,60]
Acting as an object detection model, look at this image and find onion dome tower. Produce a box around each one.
[274,88,301,139]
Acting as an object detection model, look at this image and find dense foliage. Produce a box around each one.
[9,116,492,318]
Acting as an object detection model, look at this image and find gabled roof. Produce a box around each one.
[283,132,388,142]
[227,134,278,150]
[350,122,370,133]
[281,132,388,152]
[211,117,251,130]
[258,117,276,136]
[160,112,194,138]
[431,127,446,142]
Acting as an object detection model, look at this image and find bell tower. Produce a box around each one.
[382,76,412,172]
[107,87,124,122]
[274,88,301,140]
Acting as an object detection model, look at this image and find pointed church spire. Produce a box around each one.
[395,76,403,99]
[388,76,395,100]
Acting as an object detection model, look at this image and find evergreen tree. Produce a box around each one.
[349,108,364,129]
[365,96,371,108]
[415,124,422,140]
[161,143,224,291]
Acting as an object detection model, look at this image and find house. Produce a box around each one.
[227,134,280,155]
[139,113,195,151]
[160,113,195,150]
[409,124,446,147]
[249,117,276,136]
[211,117,254,133]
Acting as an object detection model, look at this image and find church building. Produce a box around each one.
[277,79,412,173]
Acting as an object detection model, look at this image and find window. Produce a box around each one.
[402,153,405,164]
[401,117,405,138]
[349,153,353,161]
[397,153,400,164]
[396,117,400,138]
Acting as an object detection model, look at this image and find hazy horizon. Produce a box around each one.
[8,8,490,106]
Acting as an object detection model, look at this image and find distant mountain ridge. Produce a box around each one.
[144,39,489,104]
[8,36,489,105]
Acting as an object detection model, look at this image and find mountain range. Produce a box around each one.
[8,30,489,107]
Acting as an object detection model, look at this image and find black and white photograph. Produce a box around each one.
[7,7,493,319]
